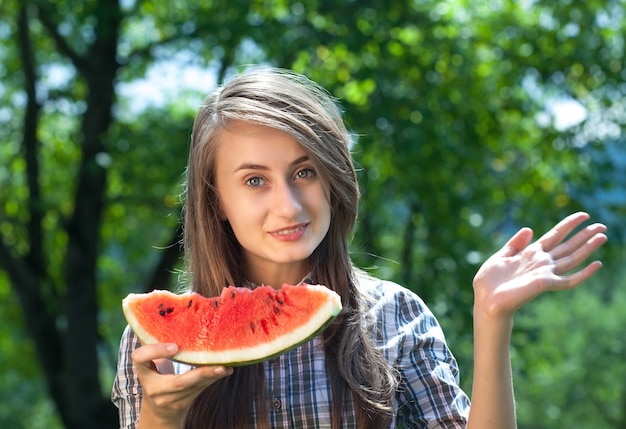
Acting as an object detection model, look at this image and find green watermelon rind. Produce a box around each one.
[122,285,342,367]
[173,311,338,367]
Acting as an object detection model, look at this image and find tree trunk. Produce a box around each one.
[61,2,123,427]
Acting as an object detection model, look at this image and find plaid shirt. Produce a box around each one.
[112,276,470,428]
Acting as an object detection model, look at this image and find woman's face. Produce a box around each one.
[214,120,331,286]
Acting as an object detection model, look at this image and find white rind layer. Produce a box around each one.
[122,286,341,366]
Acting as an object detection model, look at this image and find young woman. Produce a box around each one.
[112,67,607,429]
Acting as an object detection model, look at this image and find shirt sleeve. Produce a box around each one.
[373,282,471,428]
[111,325,143,429]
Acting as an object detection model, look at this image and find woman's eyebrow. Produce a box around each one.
[233,163,268,173]
[290,155,310,166]
[233,156,310,173]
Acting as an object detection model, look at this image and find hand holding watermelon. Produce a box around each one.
[122,283,341,427]
[131,342,233,428]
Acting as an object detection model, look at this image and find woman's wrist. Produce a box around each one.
[138,398,184,429]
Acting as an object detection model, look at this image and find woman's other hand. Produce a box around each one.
[473,211,608,320]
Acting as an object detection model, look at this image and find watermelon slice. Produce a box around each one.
[122,283,342,366]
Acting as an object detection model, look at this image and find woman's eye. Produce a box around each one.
[296,168,315,179]
[246,176,264,187]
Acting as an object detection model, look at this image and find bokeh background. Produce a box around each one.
[1,0,624,428]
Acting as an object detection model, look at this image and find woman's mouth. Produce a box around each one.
[270,223,308,241]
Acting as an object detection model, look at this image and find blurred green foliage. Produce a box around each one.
[0,0,624,427]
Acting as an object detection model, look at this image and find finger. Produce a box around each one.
[132,343,178,372]
[537,212,590,252]
[499,227,534,257]
[553,260,604,290]
[554,232,608,275]
[176,365,234,387]
[145,367,234,409]
[551,223,607,260]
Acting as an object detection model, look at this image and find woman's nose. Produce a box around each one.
[272,181,302,218]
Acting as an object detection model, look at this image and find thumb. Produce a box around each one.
[132,343,178,369]
[499,227,534,257]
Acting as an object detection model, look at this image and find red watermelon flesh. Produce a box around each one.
[122,283,342,366]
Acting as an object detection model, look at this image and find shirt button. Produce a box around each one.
[272,397,282,410]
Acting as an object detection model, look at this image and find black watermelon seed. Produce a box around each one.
[214,300,219,308]
[165,307,174,314]
[274,307,280,315]
[250,322,256,333]
[230,291,235,299]
[187,300,193,308]
[159,310,166,316]
[276,297,283,305]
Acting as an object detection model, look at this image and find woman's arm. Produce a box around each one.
[467,212,607,429]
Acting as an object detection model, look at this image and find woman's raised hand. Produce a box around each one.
[132,343,233,428]
[472,212,608,320]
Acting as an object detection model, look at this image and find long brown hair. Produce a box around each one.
[182,67,397,428]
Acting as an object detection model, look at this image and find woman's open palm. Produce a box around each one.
[473,212,608,319]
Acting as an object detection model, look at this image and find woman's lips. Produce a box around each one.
[269,223,308,241]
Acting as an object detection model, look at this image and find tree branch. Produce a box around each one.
[34,3,88,73]
[18,3,45,278]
